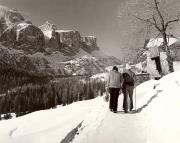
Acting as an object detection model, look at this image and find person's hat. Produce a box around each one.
[125,63,131,70]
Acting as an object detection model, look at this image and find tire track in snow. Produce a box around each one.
[9,128,17,137]
[60,121,83,143]
[72,98,108,143]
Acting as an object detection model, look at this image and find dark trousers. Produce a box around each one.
[123,84,134,111]
[151,56,162,74]
[109,88,120,112]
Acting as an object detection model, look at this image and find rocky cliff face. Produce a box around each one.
[40,22,100,56]
[0,6,45,54]
[0,21,45,54]
[39,21,60,53]
[56,30,81,56]
[58,30,81,48]
[0,5,24,35]
[81,36,99,53]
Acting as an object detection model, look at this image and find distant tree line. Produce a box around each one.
[0,77,105,120]
[0,62,52,94]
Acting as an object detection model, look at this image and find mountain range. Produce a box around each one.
[0,5,122,76]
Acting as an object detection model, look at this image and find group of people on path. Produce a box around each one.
[106,64,136,113]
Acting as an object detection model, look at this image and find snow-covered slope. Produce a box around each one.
[29,49,121,75]
[73,69,180,143]
[0,97,107,143]
[1,63,180,143]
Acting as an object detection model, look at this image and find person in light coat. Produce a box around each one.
[106,66,122,113]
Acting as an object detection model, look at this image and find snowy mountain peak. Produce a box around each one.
[39,21,57,32]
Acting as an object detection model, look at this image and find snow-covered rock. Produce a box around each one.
[39,21,57,38]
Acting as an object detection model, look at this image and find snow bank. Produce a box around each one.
[91,72,108,81]
[0,97,106,143]
[144,71,180,143]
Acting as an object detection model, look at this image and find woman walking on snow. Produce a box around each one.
[122,64,136,113]
[106,66,123,113]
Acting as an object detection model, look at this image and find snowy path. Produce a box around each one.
[90,111,148,143]
[73,80,158,143]
[73,72,180,143]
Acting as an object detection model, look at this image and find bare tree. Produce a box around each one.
[118,0,180,72]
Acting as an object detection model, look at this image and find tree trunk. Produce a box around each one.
[162,31,174,73]
[165,45,174,72]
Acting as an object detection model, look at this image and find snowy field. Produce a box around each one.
[0,62,180,143]
[0,97,107,143]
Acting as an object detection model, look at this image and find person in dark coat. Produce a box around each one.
[106,66,122,113]
[122,64,136,113]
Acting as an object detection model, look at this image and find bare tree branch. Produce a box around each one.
[154,0,165,28]
[133,15,161,32]
[152,15,162,32]
[165,18,179,28]
[133,15,154,24]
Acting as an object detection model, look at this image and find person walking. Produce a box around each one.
[106,66,122,113]
[122,64,136,113]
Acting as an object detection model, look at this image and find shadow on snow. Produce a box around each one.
[117,90,163,114]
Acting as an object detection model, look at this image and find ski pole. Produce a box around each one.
[135,85,136,111]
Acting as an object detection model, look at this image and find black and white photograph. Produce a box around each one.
[0,0,180,142]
